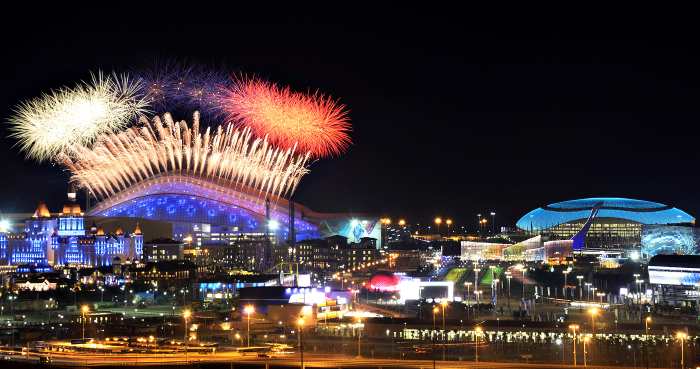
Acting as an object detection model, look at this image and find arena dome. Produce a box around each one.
[517,197,694,231]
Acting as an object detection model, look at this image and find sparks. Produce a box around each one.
[8,72,148,162]
[60,112,310,200]
[221,78,351,158]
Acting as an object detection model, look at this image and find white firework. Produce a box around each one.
[60,112,310,200]
[8,72,149,162]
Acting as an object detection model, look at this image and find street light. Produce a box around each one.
[356,317,363,357]
[474,267,481,295]
[434,217,442,236]
[569,324,579,366]
[440,300,447,330]
[563,269,571,299]
[474,326,482,362]
[445,219,452,236]
[81,305,89,340]
[490,212,496,234]
[183,309,191,363]
[505,272,512,309]
[432,306,439,330]
[244,305,255,347]
[464,282,472,302]
[676,332,687,369]
[576,276,584,300]
[645,316,651,369]
[588,308,598,335]
[398,219,406,227]
[583,336,590,367]
[297,318,305,369]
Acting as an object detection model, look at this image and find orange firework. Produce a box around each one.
[222,78,351,158]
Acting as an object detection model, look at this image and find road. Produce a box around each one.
[4,350,667,369]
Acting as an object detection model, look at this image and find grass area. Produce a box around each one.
[444,267,467,284]
[480,266,503,286]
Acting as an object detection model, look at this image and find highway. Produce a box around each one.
[3,350,666,369]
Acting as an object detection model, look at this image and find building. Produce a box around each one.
[517,197,695,250]
[87,174,381,245]
[0,199,143,267]
[288,235,381,275]
[143,238,185,262]
[648,254,700,308]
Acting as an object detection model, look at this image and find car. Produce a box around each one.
[3,355,11,361]
[257,353,271,358]
[38,356,52,365]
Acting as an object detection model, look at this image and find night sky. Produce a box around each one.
[1,20,699,231]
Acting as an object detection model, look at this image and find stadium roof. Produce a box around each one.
[516,197,695,231]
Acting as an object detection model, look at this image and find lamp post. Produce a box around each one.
[474,268,481,295]
[476,214,482,235]
[583,336,590,367]
[434,217,442,237]
[464,282,472,303]
[297,318,304,369]
[645,317,651,369]
[356,317,362,357]
[585,283,592,301]
[474,326,482,363]
[576,276,584,300]
[440,300,448,360]
[490,212,496,234]
[445,219,452,236]
[81,305,89,340]
[183,309,191,363]
[676,331,686,369]
[244,305,255,347]
[505,273,512,309]
[569,324,579,366]
[563,269,570,300]
[588,308,598,335]
[432,307,439,369]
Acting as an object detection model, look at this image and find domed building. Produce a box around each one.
[516,197,695,250]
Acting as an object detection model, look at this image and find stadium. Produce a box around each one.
[87,173,380,246]
[516,197,695,251]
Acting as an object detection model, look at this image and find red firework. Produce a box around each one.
[221,78,351,157]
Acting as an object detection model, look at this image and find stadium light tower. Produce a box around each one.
[490,212,496,233]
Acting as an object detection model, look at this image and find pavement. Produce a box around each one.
[2,350,669,369]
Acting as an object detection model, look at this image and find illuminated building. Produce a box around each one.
[517,197,694,250]
[0,199,142,267]
[288,235,381,275]
[143,238,185,262]
[83,174,382,271]
[648,254,700,307]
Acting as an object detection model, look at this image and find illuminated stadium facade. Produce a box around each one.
[516,198,695,250]
[87,174,381,251]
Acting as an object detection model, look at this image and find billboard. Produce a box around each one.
[648,266,700,286]
[319,218,381,247]
[641,225,700,257]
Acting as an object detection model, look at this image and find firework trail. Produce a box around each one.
[8,72,148,162]
[221,78,352,158]
[60,112,310,200]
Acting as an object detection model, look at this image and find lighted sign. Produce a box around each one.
[648,266,700,286]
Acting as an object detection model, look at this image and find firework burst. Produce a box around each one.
[138,63,230,118]
[221,78,351,158]
[8,72,148,162]
[60,112,310,200]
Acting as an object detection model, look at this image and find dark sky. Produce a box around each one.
[1,19,699,231]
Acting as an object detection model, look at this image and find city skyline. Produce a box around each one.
[1,20,699,228]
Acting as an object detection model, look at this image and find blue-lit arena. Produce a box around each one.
[516,197,695,252]
[88,174,324,242]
